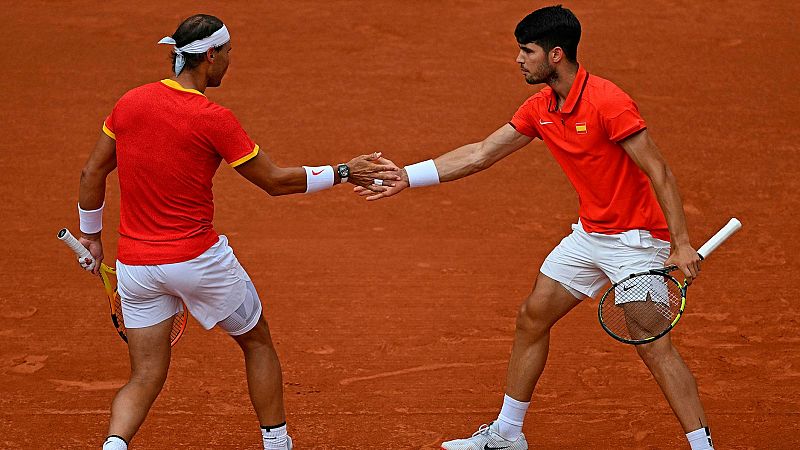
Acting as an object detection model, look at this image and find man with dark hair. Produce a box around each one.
[75,14,398,450]
[357,5,714,450]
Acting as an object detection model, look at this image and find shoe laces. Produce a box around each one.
[471,423,493,438]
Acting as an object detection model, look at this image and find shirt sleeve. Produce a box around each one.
[204,107,259,167]
[509,98,541,139]
[599,92,647,142]
[102,112,116,140]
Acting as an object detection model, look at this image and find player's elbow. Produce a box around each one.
[80,166,103,187]
[647,162,674,187]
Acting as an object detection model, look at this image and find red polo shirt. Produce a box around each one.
[103,79,260,264]
[510,66,670,241]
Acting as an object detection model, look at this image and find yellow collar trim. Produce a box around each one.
[160,79,206,97]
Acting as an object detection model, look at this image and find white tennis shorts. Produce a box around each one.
[116,235,261,333]
[540,221,670,299]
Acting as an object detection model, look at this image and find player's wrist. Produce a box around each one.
[81,231,102,241]
[78,201,104,234]
[671,237,692,250]
[303,165,335,193]
[404,159,439,187]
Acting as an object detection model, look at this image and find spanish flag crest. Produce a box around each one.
[575,122,588,134]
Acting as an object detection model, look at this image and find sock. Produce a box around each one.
[261,422,288,450]
[686,427,714,450]
[496,394,530,440]
[102,435,127,450]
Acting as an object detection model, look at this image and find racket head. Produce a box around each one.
[598,268,687,345]
[99,263,187,347]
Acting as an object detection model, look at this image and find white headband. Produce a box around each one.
[158,24,230,75]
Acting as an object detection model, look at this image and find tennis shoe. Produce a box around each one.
[441,422,527,450]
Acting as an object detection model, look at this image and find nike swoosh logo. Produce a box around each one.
[539,119,554,125]
[312,169,324,175]
[622,285,633,291]
[484,444,512,450]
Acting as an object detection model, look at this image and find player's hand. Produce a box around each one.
[354,163,409,201]
[78,233,104,275]
[665,244,701,285]
[347,152,401,191]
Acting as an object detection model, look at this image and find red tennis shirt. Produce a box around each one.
[103,79,259,265]
[510,66,670,241]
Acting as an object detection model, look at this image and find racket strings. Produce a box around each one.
[600,274,683,342]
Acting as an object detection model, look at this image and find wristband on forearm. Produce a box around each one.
[303,165,335,193]
[78,202,104,234]
[404,159,440,187]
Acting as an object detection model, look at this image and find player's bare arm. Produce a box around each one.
[77,131,117,274]
[355,124,533,200]
[619,129,701,281]
[235,151,401,196]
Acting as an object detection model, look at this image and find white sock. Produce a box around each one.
[261,422,288,450]
[102,435,127,450]
[686,427,714,450]
[496,394,529,440]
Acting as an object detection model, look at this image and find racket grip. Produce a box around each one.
[57,228,93,261]
[697,218,742,259]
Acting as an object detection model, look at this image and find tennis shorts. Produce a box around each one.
[540,221,670,299]
[116,235,261,333]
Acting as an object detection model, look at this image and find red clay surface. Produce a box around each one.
[2,1,799,448]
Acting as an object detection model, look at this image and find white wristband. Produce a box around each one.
[303,165,335,193]
[78,202,104,234]
[404,159,440,187]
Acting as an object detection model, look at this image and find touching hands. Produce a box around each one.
[353,156,410,200]
[346,152,402,191]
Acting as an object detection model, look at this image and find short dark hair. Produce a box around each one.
[515,5,581,62]
[168,14,225,72]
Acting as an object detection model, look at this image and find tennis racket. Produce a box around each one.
[598,218,742,345]
[57,228,187,346]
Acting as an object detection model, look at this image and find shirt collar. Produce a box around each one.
[548,65,588,114]
[160,79,206,97]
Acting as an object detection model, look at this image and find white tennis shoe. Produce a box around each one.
[440,422,528,450]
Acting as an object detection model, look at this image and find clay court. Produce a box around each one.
[2,0,798,448]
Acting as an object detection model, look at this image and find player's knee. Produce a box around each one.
[635,338,672,363]
[516,297,551,338]
[233,316,275,351]
[130,365,168,388]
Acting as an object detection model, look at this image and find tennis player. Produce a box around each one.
[357,6,714,450]
[76,14,399,450]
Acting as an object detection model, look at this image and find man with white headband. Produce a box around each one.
[75,14,399,450]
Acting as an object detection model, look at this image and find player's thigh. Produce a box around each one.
[218,280,264,337]
[125,315,173,381]
[162,235,252,330]
[519,272,583,329]
[117,261,182,329]
[540,223,609,299]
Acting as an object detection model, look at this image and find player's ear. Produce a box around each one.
[551,47,564,63]
[206,47,216,63]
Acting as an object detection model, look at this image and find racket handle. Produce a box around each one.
[57,228,93,261]
[697,218,742,259]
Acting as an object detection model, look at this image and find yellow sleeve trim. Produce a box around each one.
[102,122,116,140]
[230,144,260,167]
